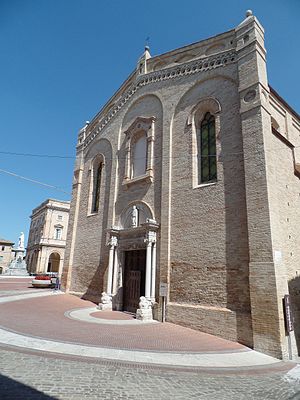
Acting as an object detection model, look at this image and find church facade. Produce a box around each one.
[61,12,300,359]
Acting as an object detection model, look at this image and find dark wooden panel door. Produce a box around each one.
[123,250,146,312]
[124,271,141,313]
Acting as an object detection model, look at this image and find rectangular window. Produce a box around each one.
[1,246,5,251]
[55,228,62,240]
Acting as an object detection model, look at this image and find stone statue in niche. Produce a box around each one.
[130,205,138,228]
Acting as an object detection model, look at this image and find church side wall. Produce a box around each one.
[264,104,300,359]
[166,70,252,346]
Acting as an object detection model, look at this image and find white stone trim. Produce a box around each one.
[189,99,221,188]
[123,116,156,186]
[80,50,237,150]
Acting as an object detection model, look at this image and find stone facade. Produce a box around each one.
[0,238,14,273]
[61,12,300,359]
[26,199,70,276]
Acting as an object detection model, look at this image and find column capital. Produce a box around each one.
[144,230,156,244]
[107,235,118,247]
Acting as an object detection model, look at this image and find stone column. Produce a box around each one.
[145,241,152,299]
[146,118,155,174]
[112,248,119,294]
[124,142,131,180]
[98,235,118,311]
[146,136,154,173]
[150,238,157,301]
[106,236,118,295]
[145,230,156,300]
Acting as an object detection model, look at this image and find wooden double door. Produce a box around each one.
[123,250,146,313]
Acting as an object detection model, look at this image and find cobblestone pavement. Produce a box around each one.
[1,347,300,400]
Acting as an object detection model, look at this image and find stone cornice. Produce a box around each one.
[80,49,237,152]
[31,204,70,218]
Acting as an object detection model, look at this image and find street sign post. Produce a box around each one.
[159,283,168,322]
[283,294,294,360]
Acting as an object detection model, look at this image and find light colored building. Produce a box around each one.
[0,238,14,273]
[61,11,300,360]
[26,199,70,275]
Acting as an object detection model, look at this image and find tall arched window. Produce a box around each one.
[91,160,102,213]
[131,133,147,178]
[123,116,155,186]
[198,112,217,184]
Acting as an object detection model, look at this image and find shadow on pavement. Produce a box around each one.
[0,374,58,399]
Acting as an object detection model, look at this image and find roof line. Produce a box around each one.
[269,85,300,121]
[87,29,235,130]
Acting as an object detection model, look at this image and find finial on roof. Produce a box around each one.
[246,10,253,17]
[136,43,151,75]
[145,36,150,49]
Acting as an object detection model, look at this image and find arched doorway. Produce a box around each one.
[47,252,60,273]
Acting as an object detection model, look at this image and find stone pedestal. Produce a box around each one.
[136,308,153,321]
[4,247,28,276]
[135,296,153,321]
[97,292,112,311]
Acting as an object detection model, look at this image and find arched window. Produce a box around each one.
[91,160,102,213]
[198,112,217,184]
[131,133,147,178]
[123,116,155,186]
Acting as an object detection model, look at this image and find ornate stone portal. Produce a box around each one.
[98,213,159,320]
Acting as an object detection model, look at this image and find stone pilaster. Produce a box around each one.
[236,11,288,358]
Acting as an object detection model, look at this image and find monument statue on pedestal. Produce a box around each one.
[18,232,25,250]
[3,232,28,276]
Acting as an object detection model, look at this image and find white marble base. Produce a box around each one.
[97,302,112,311]
[97,292,112,311]
[136,308,153,321]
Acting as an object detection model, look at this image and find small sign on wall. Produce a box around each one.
[159,282,168,297]
[274,250,282,263]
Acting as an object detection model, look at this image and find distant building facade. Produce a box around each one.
[0,238,14,273]
[26,199,70,275]
[62,12,300,360]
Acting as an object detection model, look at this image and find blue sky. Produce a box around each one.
[0,0,299,245]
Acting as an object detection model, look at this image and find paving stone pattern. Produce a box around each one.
[1,348,300,400]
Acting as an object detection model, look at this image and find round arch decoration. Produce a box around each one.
[119,201,154,229]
